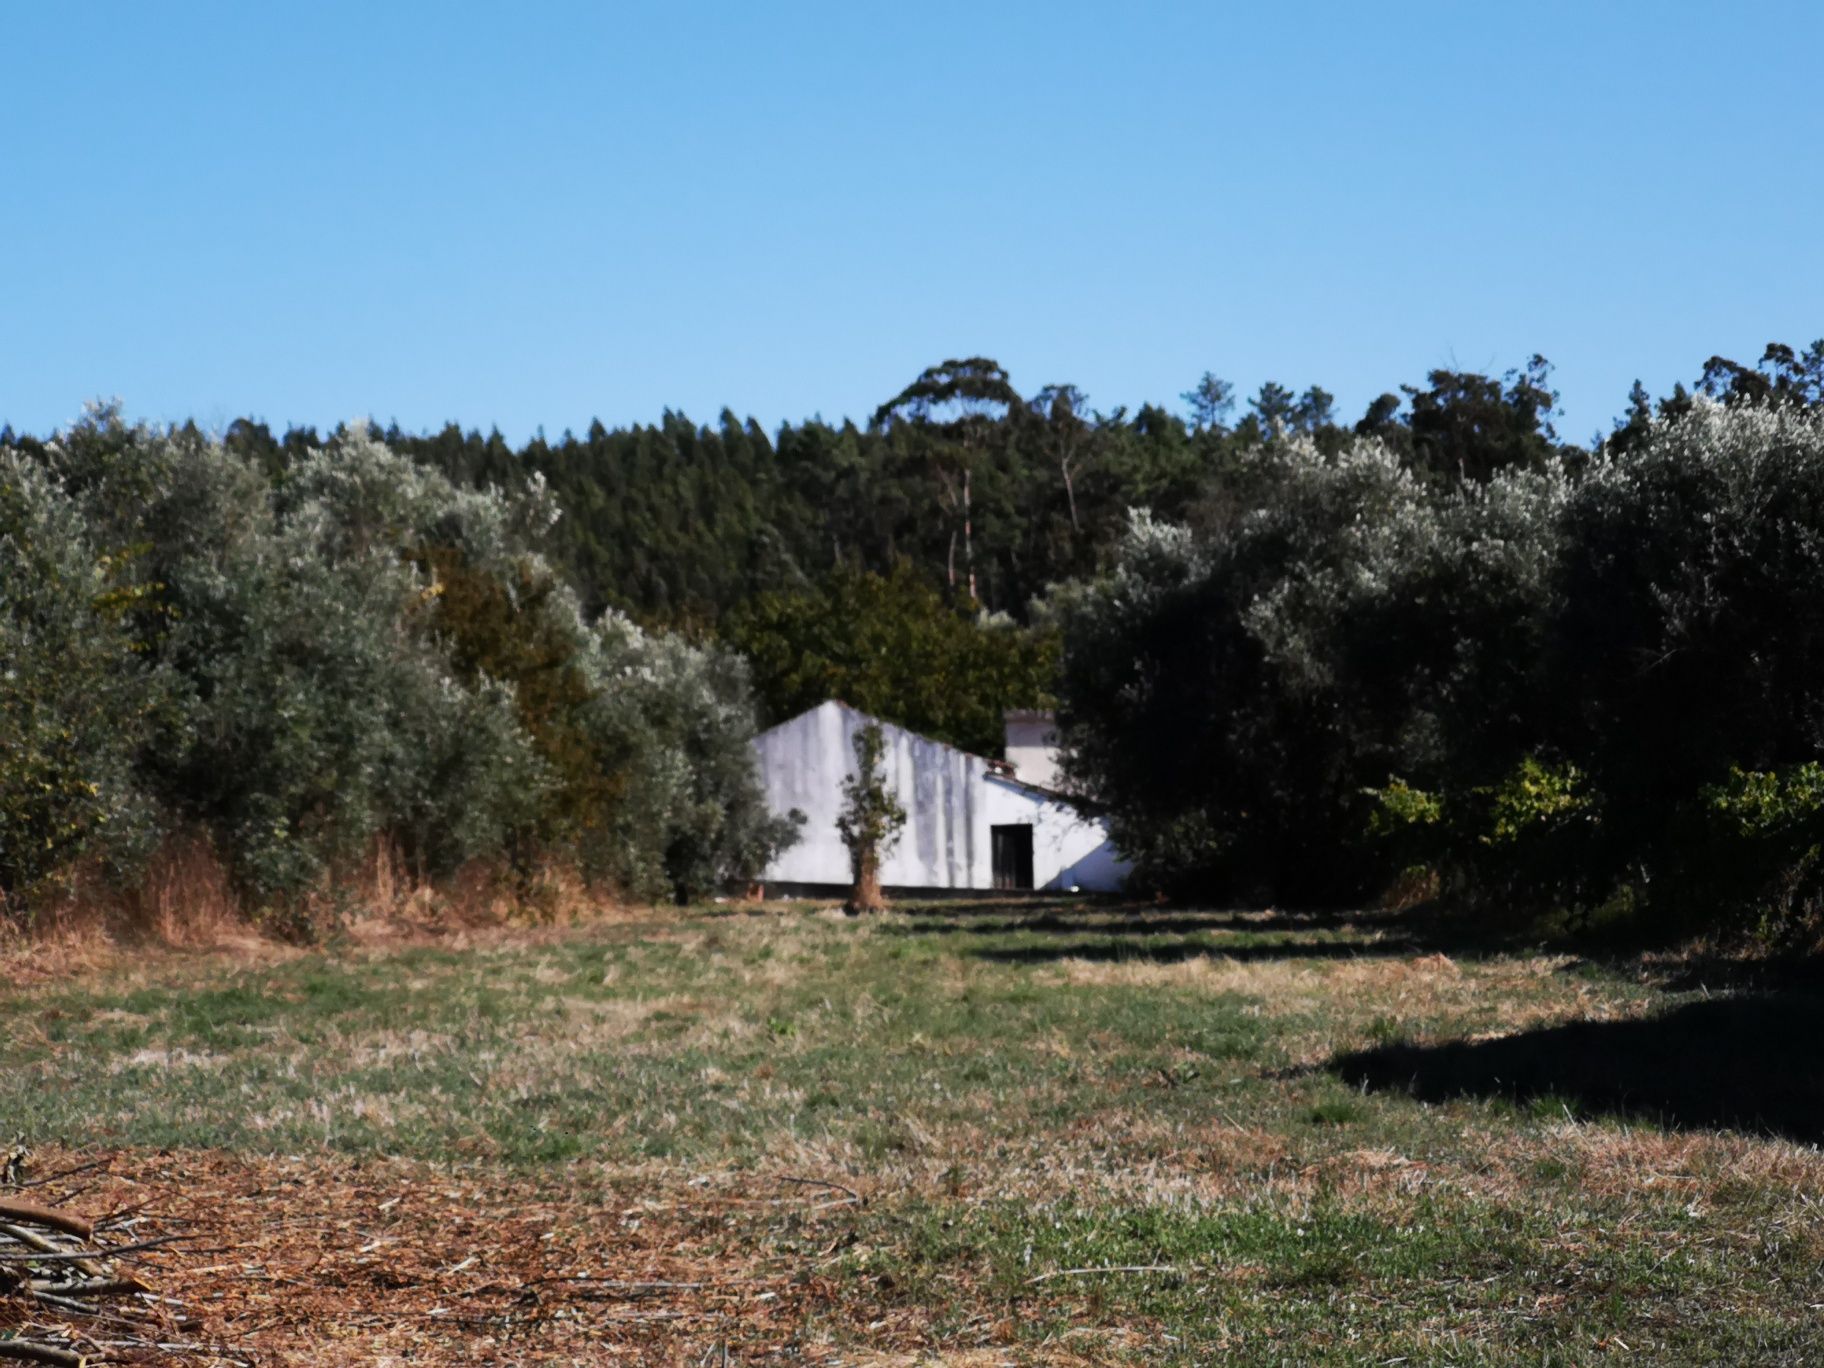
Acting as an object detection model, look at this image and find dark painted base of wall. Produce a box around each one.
[727,880,1102,902]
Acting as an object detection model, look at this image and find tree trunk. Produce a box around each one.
[1061,455,1080,532]
[962,466,976,601]
[847,847,886,914]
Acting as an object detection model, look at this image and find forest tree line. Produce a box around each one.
[166,354,1584,628]
[5,352,1602,756]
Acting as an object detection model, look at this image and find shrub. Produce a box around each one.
[570,613,800,901]
[1050,435,1569,905]
[0,452,161,910]
[2,410,793,923]
[1549,401,1824,926]
[1057,398,1824,937]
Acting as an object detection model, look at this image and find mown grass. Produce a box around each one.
[6,898,1824,1362]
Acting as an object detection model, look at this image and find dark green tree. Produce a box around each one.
[1181,372,1236,433]
[1249,381,1299,433]
[1400,355,1564,483]
[723,563,1057,757]
[873,357,1022,600]
[1697,341,1824,410]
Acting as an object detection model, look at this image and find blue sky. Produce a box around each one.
[4,2,1820,445]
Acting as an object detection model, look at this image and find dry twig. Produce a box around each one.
[1024,1263,1189,1284]
[776,1175,863,1206]
[0,1155,237,1365]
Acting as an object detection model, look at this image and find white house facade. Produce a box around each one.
[1001,709,1064,790]
[751,700,1129,893]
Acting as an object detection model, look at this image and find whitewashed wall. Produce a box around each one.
[981,774,1130,892]
[753,701,1129,892]
[1002,711,1063,790]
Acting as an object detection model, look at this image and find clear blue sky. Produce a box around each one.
[5,2,1820,446]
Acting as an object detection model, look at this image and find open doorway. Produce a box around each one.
[991,823,1034,891]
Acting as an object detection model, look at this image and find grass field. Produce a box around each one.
[7,898,1824,1364]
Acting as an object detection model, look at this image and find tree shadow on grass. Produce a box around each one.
[889,910,1339,940]
[1332,993,1824,1143]
[969,934,1430,967]
[887,898,1534,963]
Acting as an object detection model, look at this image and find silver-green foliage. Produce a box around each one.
[0,451,162,906]
[1553,400,1824,923]
[1060,400,1824,924]
[4,407,791,913]
[570,610,799,901]
[1055,434,1567,900]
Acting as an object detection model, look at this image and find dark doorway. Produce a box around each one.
[991,823,1034,891]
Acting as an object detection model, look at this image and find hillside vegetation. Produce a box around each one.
[7,342,1824,938]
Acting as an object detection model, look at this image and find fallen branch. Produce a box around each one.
[776,1176,862,1205]
[0,1341,86,1366]
[0,1234,186,1263]
[0,1201,92,1241]
[0,1155,227,1364]
[1025,1263,1189,1284]
[16,1161,111,1192]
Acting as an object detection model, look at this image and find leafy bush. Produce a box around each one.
[0,452,162,909]
[1054,439,1518,901]
[1689,765,1824,938]
[1,409,793,923]
[1550,402,1824,919]
[1057,398,1824,937]
[570,613,799,901]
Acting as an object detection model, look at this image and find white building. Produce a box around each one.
[1002,709,1063,790]
[752,700,1129,893]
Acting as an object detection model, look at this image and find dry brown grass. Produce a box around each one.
[13,1141,1145,1367]
[0,837,664,991]
[19,1146,854,1366]
[0,837,257,984]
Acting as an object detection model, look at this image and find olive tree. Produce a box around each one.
[836,722,905,913]
[0,451,161,910]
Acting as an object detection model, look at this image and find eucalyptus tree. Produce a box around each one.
[873,357,1022,601]
[1028,383,1096,534]
[1695,340,1824,411]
